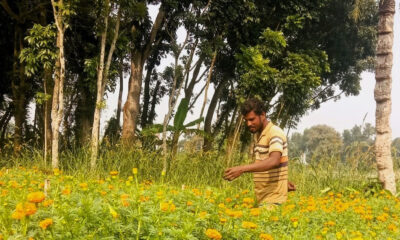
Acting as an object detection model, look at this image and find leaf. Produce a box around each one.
[320,187,331,194]
[173,98,189,129]
[183,117,204,128]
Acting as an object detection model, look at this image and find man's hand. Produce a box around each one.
[223,166,245,181]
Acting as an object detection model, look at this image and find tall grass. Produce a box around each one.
[0,145,398,195]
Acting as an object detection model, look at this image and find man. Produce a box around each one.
[223,98,293,205]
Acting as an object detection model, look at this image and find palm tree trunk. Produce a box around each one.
[374,0,396,194]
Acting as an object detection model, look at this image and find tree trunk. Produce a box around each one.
[0,105,12,145]
[51,0,66,168]
[91,4,120,168]
[203,78,228,151]
[12,26,27,154]
[374,0,396,194]
[44,68,53,162]
[141,62,155,128]
[122,7,165,142]
[90,1,109,168]
[197,51,217,129]
[148,79,161,125]
[122,52,143,142]
[116,57,124,125]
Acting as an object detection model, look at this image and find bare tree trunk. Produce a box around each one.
[374,0,396,194]
[141,61,156,128]
[44,68,53,162]
[51,0,66,168]
[91,4,120,168]
[116,57,124,125]
[122,53,143,142]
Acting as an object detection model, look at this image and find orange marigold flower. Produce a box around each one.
[260,233,274,240]
[122,199,130,207]
[205,229,222,240]
[24,202,37,216]
[27,192,46,203]
[42,199,54,207]
[187,201,193,206]
[242,221,257,229]
[39,218,53,230]
[251,208,261,216]
[62,188,71,195]
[11,210,25,220]
[110,171,118,176]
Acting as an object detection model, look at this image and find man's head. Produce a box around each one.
[241,98,267,134]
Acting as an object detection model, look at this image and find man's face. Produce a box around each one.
[243,111,265,133]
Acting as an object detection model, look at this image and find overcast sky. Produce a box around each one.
[102,2,400,139]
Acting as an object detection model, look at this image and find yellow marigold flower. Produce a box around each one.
[62,188,71,195]
[388,224,397,232]
[42,199,54,207]
[199,211,208,218]
[187,201,193,206]
[220,218,227,224]
[110,171,118,176]
[324,221,336,227]
[290,217,299,222]
[121,194,129,200]
[260,233,274,240]
[39,218,53,230]
[132,168,138,175]
[250,208,261,216]
[160,202,170,212]
[243,197,254,204]
[242,221,257,229]
[205,229,222,240]
[122,199,130,207]
[161,170,166,176]
[140,195,149,202]
[336,232,343,239]
[24,202,37,216]
[169,203,176,212]
[11,210,25,220]
[79,183,88,189]
[27,192,46,203]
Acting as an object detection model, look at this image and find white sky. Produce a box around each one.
[102,2,400,139]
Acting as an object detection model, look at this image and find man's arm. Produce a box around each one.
[223,151,281,181]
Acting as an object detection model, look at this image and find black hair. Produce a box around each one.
[240,98,265,116]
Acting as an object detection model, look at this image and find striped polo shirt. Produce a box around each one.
[253,121,288,204]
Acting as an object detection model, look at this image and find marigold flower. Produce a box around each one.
[388,224,398,232]
[79,183,88,189]
[243,197,254,204]
[110,171,118,176]
[39,218,53,230]
[132,168,138,175]
[205,229,222,240]
[242,221,257,229]
[187,201,193,206]
[27,192,46,203]
[260,233,274,240]
[24,202,37,216]
[11,210,25,220]
[199,211,207,218]
[62,188,71,195]
[220,218,227,223]
[122,199,130,207]
[42,199,54,207]
[251,208,261,216]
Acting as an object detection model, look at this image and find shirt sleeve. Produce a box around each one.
[268,127,286,154]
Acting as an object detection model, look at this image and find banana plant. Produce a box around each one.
[142,98,204,157]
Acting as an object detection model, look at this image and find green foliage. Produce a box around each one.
[236,28,330,127]
[19,24,57,76]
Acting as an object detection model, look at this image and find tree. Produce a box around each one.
[90,0,121,168]
[374,0,396,194]
[50,0,73,168]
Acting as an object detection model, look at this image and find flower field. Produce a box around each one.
[0,167,399,240]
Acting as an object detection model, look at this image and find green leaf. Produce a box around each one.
[173,98,189,129]
[183,117,204,128]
